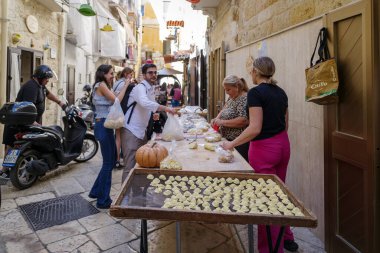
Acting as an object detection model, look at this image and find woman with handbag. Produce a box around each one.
[89,64,130,209]
[222,57,298,252]
[210,75,249,161]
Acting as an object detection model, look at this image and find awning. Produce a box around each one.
[94,1,126,60]
[115,8,137,45]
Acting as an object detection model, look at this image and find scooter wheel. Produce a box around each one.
[10,150,40,190]
[74,134,99,163]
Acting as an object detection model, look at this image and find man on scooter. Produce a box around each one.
[1,65,66,179]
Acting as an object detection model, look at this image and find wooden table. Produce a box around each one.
[140,138,253,173]
[111,168,317,253]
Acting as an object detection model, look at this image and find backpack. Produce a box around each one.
[118,82,148,124]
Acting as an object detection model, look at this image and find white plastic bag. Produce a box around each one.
[161,114,184,141]
[216,146,234,163]
[104,98,124,129]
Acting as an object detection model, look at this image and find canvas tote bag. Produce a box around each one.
[305,27,339,105]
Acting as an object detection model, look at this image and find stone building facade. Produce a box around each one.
[4,0,68,126]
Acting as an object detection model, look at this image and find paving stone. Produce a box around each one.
[129,222,227,253]
[74,173,98,191]
[36,220,86,244]
[72,241,100,253]
[87,224,137,251]
[49,178,85,196]
[0,198,17,211]
[47,234,89,252]
[15,192,56,206]
[112,183,122,191]
[3,232,45,253]
[200,223,234,238]
[103,243,138,253]
[78,212,116,232]
[0,209,33,237]
[111,169,123,185]
[80,191,96,202]
[1,180,53,200]
[120,219,173,236]
[208,236,244,253]
[180,222,227,253]
[293,227,325,249]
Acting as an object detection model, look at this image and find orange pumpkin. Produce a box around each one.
[135,142,169,168]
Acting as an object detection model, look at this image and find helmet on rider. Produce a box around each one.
[33,65,54,79]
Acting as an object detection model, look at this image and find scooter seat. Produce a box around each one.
[43,125,64,139]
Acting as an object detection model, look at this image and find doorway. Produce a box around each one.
[66,65,76,105]
[6,47,43,102]
[324,1,376,252]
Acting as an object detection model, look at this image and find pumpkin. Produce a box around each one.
[135,142,169,168]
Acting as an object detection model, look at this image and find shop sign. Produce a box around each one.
[166,20,184,28]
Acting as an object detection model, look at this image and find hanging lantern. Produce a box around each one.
[186,0,201,3]
[100,19,114,32]
[77,3,96,16]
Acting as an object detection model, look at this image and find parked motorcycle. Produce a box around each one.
[73,84,98,162]
[0,100,98,189]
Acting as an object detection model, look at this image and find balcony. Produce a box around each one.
[188,0,220,21]
[35,0,69,12]
[189,0,220,10]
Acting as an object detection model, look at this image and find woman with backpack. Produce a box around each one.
[89,65,130,209]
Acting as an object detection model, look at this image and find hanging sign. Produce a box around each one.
[166,20,185,28]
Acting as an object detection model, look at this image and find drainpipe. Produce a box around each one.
[57,12,67,125]
[0,0,9,158]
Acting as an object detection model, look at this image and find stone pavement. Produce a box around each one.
[0,153,326,253]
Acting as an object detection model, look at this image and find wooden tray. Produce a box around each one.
[110,168,318,228]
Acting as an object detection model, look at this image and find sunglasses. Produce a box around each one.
[147,71,157,75]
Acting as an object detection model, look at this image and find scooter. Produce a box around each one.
[0,100,98,189]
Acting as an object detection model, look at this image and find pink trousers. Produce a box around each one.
[248,131,294,253]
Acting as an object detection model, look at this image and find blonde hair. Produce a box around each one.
[252,56,277,85]
[223,75,249,92]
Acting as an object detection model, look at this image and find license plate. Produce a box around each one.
[2,149,21,167]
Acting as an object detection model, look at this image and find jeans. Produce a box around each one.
[171,100,180,107]
[90,118,116,208]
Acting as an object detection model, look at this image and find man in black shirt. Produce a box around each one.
[1,65,65,178]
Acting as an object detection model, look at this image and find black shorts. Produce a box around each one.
[2,125,18,146]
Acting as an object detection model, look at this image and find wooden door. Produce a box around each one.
[208,42,225,119]
[325,1,375,252]
[66,65,75,105]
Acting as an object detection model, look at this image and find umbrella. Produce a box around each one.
[157,67,183,75]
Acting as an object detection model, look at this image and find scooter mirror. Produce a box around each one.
[57,88,64,96]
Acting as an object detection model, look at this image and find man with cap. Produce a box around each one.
[1,65,65,178]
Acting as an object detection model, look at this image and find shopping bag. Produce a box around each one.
[305,27,339,105]
[104,98,125,129]
[161,114,184,141]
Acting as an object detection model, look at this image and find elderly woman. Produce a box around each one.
[211,75,249,161]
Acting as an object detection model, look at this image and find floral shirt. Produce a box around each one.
[219,94,248,141]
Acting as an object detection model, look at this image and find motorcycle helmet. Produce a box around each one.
[33,65,53,79]
[83,84,92,92]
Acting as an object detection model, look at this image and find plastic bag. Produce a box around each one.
[160,140,182,170]
[216,146,234,163]
[161,114,184,141]
[104,98,124,129]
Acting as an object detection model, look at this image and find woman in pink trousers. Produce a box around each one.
[222,56,298,253]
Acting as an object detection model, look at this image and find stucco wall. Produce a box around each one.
[8,0,62,125]
[226,19,325,240]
